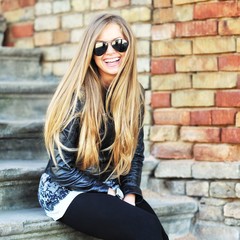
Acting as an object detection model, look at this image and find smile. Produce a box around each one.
[104,57,120,63]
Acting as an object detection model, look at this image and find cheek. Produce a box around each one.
[93,56,101,68]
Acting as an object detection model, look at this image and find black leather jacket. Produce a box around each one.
[44,101,145,203]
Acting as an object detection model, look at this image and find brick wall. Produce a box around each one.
[1,0,240,237]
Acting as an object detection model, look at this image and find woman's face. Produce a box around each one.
[93,23,127,87]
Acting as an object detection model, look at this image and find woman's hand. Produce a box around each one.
[123,193,136,206]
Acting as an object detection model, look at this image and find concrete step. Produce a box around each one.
[0,47,42,80]
[0,160,46,210]
[143,190,198,238]
[0,81,57,120]
[0,190,198,240]
[0,120,47,160]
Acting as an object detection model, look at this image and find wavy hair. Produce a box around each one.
[44,13,144,178]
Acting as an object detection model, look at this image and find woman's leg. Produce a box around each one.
[60,193,169,240]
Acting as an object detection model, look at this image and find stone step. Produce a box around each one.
[0,160,46,210]
[0,47,42,80]
[0,191,197,240]
[0,120,47,160]
[0,81,57,120]
[143,190,198,238]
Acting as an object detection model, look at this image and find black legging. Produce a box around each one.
[60,193,169,240]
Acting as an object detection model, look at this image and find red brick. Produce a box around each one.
[152,24,175,40]
[151,58,175,74]
[176,20,217,37]
[151,92,171,108]
[212,109,236,125]
[151,142,193,159]
[153,109,190,125]
[190,110,212,126]
[11,23,34,38]
[194,2,239,20]
[181,126,220,143]
[2,0,20,11]
[216,91,240,107]
[19,0,35,7]
[222,127,240,144]
[219,55,240,71]
[194,143,240,161]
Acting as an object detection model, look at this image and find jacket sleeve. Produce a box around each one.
[120,127,144,203]
[47,116,109,193]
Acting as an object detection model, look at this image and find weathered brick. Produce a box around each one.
[219,19,240,35]
[174,5,193,22]
[62,14,83,29]
[144,125,150,141]
[152,40,191,57]
[151,142,193,159]
[19,0,35,7]
[192,161,240,179]
[152,24,175,40]
[138,75,150,89]
[151,74,191,91]
[151,58,175,74]
[35,2,52,16]
[121,7,151,22]
[132,0,151,5]
[61,44,78,60]
[190,110,212,126]
[193,37,235,54]
[53,0,71,14]
[219,55,240,71]
[181,126,220,143]
[236,184,240,198]
[194,2,239,20]
[212,109,236,125]
[173,0,205,5]
[137,57,150,73]
[91,0,108,10]
[145,90,151,105]
[11,23,33,38]
[155,160,194,178]
[137,40,150,56]
[210,181,236,198]
[176,56,218,72]
[15,37,34,48]
[236,112,240,127]
[186,181,209,197]
[42,46,61,61]
[176,20,217,37]
[53,30,70,44]
[131,24,151,38]
[34,31,52,46]
[194,143,240,161]
[237,38,240,53]
[216,90,240,107]
[53,61,70,76]
[35,16,60,31]
[110,0,130,7]
[224,202,240,219]
[150,125,179,142]
[143,106,152,125]
[172,90,215,107]
[151,92,171,108]
[153,109,190,125]
[153,8,174,24]
[200,197,229,207]
[4,8,34,23]
[192,72,238,89]
[71,0,90,11]
[42,62,52,76]
[222,128,240,144]
[154,0,171,8]
[70,28,84,43]
[2,0,20,12]
[165,180,186,195]
[199,205,224,221]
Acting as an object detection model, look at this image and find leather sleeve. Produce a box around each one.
[120,127,144,203]
[47,116,109,193]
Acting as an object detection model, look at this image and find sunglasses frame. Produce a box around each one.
[93,38,129,56]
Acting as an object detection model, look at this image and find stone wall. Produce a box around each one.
[1,0,240,238]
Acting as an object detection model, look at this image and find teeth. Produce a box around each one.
[104,58,119,63]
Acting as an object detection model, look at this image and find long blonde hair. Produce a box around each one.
[44,13,144,177]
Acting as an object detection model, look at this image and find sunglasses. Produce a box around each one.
[93,38,129,56]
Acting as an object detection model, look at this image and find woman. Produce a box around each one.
[38,13,169,240]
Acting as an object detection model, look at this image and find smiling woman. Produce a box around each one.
[38,13,169,240]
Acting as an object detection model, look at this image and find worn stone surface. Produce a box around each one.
[199,204,224,222]
[224,201,240,219]
[186,181,209,197]
[210,181,236,198]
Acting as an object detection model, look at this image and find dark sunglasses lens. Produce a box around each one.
[94,42,108,56]
[112,39,128,52]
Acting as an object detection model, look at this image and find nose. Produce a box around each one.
[105,43,115,54]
